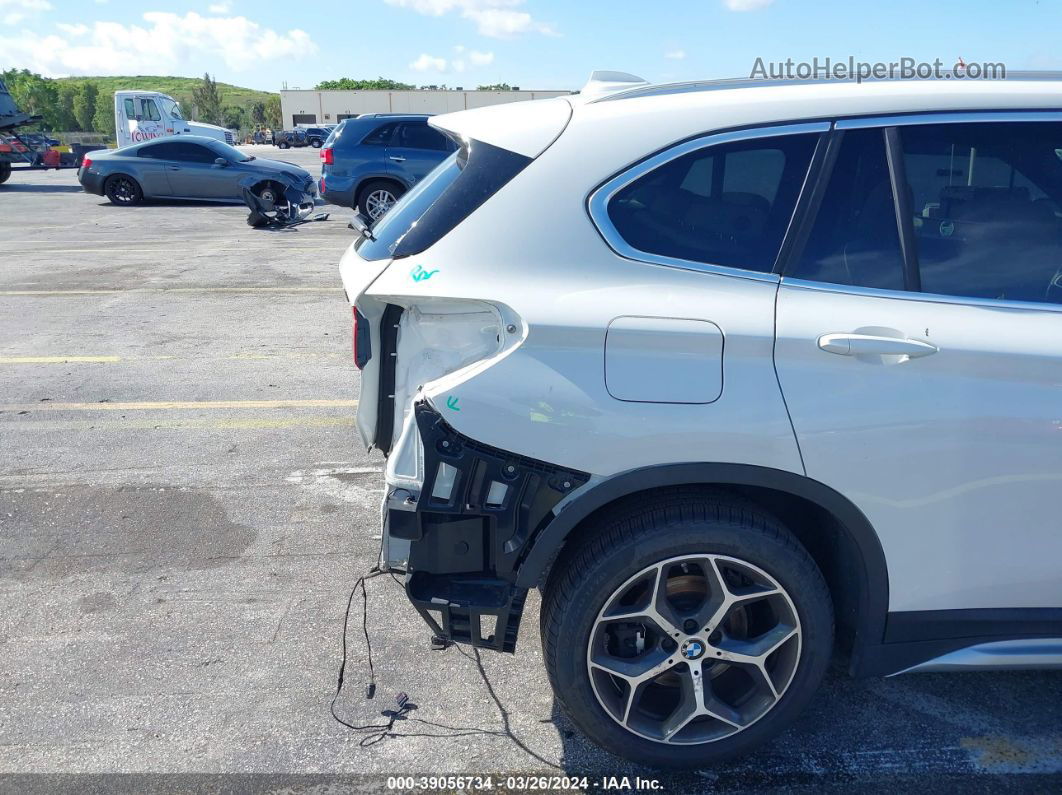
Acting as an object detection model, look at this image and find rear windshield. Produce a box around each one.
[355,138,532,261]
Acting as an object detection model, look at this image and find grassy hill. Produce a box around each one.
[56,75,276,114]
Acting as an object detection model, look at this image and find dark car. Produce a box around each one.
[303,126,334,148]
[319,114,456,219]
[274,129,308,149]
[78,135,316,206]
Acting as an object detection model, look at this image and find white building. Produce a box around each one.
[279,88,570,127]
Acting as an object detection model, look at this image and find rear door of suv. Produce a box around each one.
[774,115,1062,628]
[385,120,456,187]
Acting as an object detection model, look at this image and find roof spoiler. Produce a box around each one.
[578,71,649,98]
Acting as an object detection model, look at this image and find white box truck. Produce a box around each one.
[114,90,236,148]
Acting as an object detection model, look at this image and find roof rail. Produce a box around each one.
[593,70,1062,103]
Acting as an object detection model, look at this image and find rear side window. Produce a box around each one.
[123,98,136,118]
[605,133,818,273]
[789,129,906,290]
[138,142,215,163]
[396,122,451,151]
[361,123,397,146]
[355,138,531,261]
[901,122,1062,304]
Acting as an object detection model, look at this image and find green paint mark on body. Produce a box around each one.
[446,396,461,411]
[410,264,439,282]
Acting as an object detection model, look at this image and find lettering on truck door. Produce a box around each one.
[131,97,164,143]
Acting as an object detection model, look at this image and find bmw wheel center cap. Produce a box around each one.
[680,638,705,661]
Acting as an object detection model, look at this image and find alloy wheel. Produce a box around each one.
[366,188,397,220]
[586,553,801,745]
[110,177,137,204]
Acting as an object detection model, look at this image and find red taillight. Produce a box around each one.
[82,157,92,169]
[352,307,371,369]
[321,147,334,165]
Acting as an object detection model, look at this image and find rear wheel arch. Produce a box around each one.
[520,463,889,674]
[355,175,405,199]
[103,173,143,205]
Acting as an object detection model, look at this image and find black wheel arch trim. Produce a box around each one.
[356,174,409,199]
[515,462,890,670]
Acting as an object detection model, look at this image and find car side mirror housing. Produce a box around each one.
[214,157,228,167]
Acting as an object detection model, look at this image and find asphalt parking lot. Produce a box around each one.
[0,144,1060,793]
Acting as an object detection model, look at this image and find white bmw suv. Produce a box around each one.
[340,72,1062,767]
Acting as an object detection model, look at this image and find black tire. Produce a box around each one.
[104,174,143,206]
[541,488,833,769]
[310,138,323,148]
[0,162,11,185]
[278,141,290,150]
[356,179,405,220]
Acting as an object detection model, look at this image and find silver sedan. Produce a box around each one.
[78,135,316,206]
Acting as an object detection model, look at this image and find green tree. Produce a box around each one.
[314,77,414,90]
[73,81,99,131]
[93,91,116,138]
[264,94,282,128]
[191,72,223,125]
[477,83,514,91]
[222,104,246,131]
[250,100,266,127]
[2,68,59,129]
[56,82,78,130]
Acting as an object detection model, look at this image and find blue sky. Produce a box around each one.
[1,0,1060,91]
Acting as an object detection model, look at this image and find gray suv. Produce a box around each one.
[319,114,456,219]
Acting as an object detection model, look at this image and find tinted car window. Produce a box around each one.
[607,134,818,273]
[356,139,531,261]
[138,142,184,160]
[789,128,906,290]
[396,122,450,151]
[901,122,1062,304]
[210,140,252,162]
[142,99,161,122]
[361,123,398,146]
[171,143,218,163]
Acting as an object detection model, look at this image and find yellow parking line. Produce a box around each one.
[0,416,358,431]
[1,399,359,412]
[0,352,345,364]
[4,248,345,254]
[0,287,342,296]
[0,356,122,364]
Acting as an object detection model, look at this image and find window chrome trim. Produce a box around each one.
[587,121,831,282]
[836,110,1062,130]
[782,277,1062,315]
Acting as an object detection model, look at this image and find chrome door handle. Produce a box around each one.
[818,333,939,358]
[389,156,406,162]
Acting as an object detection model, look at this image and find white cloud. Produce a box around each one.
[55,22,88,35]
[385,0,556,38]
[208,1,232,12]
[0,11,317,75]
[724,0,774,10]
[1,0,52,25]
[409,52,447,72]
[664,49,686,60]
[415,45,493,74]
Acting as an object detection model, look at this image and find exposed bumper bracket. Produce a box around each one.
[392,400,589,652]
